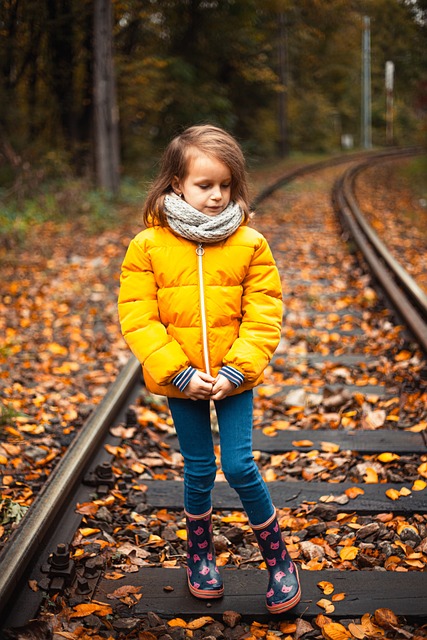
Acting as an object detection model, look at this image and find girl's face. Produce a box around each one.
[172,152,232,216]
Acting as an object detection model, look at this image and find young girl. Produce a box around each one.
[118,124,301,614]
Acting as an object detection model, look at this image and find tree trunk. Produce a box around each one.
[93,0,120,193]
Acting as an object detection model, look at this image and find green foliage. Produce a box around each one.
[0,498,28,525]
[0,402,30,427]
[0,168,146,245]
[400,155,427,201]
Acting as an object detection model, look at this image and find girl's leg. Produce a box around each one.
[168,398,223,599]
[214,390,274,525]
[168,397,217,516]
[215,391,301,613]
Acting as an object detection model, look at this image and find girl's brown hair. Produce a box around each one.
[142,124,250,227]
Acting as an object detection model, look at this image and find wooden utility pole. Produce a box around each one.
[361,16,372,149]
[94,0,120,193]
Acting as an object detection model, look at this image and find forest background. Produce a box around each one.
[0,0,426,227]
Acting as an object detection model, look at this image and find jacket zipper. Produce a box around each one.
[196,243,211,375]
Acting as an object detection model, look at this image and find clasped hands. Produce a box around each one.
[184,371,235,401]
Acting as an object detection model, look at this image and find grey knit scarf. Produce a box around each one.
[164,193,243,243]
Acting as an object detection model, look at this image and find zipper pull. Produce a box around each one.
[196,243,204,256]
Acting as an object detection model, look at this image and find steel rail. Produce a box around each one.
[251,147,419,208]
[0,354,141,619]
[333,151,427,354]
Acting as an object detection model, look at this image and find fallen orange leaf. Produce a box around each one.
[412,479,427,491]
[187,617,215,630]
[292,439,314,447]
[317,581,334,595]
[377,452,400,463]
[385,488,401,500]
[70,603,112,618]
[320,442,340,453]
[345,487,365,499]
[331,592,346,602]
[363,467,378,483]
[168,618,187,628]
[317,598,335,614]
[339,546,358,561]
[418,462,427,479]
[321,622,351,640]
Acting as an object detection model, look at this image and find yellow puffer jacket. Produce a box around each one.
[118,224,283,398]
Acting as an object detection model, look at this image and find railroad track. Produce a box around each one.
[1,148,426,636]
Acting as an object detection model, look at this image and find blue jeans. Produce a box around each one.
[168,390,274,525]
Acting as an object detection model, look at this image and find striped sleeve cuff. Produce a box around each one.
[219,366,244,387]
[173,367,197,391]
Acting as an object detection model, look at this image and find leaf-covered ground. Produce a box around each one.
[354,159,427,294]
[1,159,427,640]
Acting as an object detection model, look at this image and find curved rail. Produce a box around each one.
[333,149,427,354]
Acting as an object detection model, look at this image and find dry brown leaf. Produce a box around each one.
[360,613,385,636]
[315,614,334,629]
[362,409,386,430]
[373,608,399,629]
[75,502,99,516]
[106,585,142,599]
[317,598,335,614]
[347,622,366,639]
[295,619,314,639]
[331,592,346,602]
[104,571,125,580]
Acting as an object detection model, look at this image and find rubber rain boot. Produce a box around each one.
[185,508,224,599]
[251,510,301,613]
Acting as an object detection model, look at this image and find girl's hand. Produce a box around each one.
[210,374,235,401]
[184,370,216,400]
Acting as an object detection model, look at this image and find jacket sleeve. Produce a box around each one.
[222,235,283,382]
[118,236,191,385]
